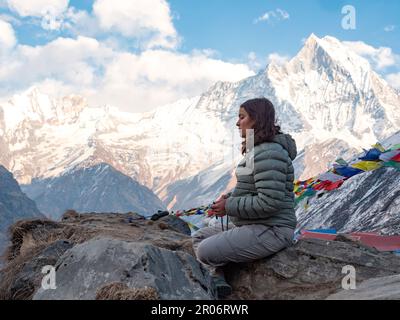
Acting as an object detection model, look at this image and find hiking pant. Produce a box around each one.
[192,222,294,267]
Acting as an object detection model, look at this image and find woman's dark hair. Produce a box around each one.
[240,97,282,154]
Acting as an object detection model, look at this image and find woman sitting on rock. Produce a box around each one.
[192,97,298,298]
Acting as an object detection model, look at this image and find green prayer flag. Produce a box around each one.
[382,161,400,170]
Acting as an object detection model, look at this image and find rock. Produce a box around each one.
[158,215,192,236]
[326,274,400,300]
[0,212,212,300]
[33,238,213,300]
[2,212,400,300]
[1,240,73,299]
[223,238,400,300]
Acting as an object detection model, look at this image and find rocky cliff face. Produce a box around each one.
[0,165,43,261]
[1,211,399,300]
[21,163,166,220]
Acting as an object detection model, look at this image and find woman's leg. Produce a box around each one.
[192,224,224,256]
[195,224,294,267]
[192,223,235,298]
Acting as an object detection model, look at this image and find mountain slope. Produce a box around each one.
[296,131,400,234]
[0,165,43,258]
[296,166,400,234]
[21,163,165,220]
[163,158,239,211]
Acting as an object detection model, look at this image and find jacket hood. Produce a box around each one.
[272,133,298,160]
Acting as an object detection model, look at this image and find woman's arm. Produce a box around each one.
[225,148,288,219]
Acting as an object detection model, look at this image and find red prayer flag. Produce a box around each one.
[324,180,344,191]
[299,231,400,252]
[391,153,400,162]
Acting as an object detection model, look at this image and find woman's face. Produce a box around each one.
[236,107,255,138]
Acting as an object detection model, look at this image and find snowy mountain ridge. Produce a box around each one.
[1,34,400,210]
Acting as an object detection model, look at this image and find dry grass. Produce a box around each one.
[61,209,80,220]
[96,282,159,300]
[158,222,169,230]
[0,211,193,300]
[178,238,196,257]
[0,218,92,300]
[0,243,48,300]
[5,219,62,262]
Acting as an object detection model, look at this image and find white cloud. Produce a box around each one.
[343,41,399,70]
[0,36,254,112]
[276,9,290,20]
[247,52,262,72]
[246,51,291,72]
[40,12,63,30]
[267,53,290,66]
[94,49,254,112]
[37,7,90,31]
[6,0,69,17]
[0,1,255,112]
[6,0,71,31]
[384,25,395,32]
[0,19,16,50]
[0,36,113,94]
[386,73,400,90]
[93,0,179,49]
[254,8,290,24]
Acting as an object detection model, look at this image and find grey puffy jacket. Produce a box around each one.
[225,133,297,229]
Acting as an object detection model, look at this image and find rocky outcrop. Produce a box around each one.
[224,236,400,299]
[34,238,211,300]
[0,212,399,300]
[0,212,213,300]
[326,274,400,300]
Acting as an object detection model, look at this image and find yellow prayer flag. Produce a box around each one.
[351,161,382,171]
[372,143,386,152]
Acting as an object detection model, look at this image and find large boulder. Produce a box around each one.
[326,274,400,300]
[224,237,400,300]
[1,211,399,300]
[34,238,212,300]
[0,212,213,300]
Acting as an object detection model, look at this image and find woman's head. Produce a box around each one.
[236,97,281,154]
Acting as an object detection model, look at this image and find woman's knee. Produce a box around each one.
[196,238,225,266]
[195,240,211,264]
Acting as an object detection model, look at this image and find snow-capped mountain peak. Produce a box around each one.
[286,34,372,89]
[1,86,88,132]
[1,34,400,208]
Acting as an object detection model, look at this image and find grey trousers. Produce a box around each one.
[192,222,294,267]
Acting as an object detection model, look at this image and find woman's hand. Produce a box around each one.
[211,197,227,217]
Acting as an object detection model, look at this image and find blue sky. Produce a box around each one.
[0,0,399,112]
[7,0,400,60]
[169,0,400,61]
